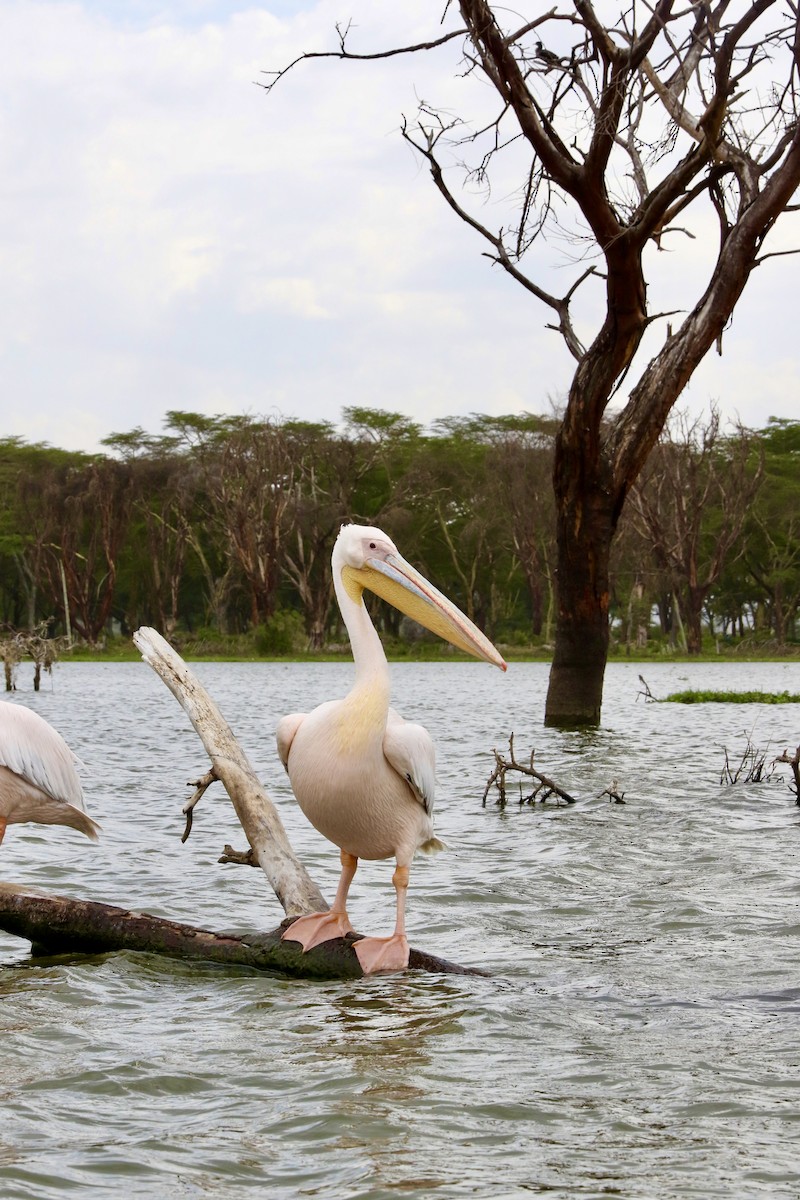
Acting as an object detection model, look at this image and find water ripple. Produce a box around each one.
[2,660,800,1197]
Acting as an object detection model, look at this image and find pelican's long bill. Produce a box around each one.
[344,553,507,671]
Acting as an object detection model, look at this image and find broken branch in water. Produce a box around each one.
[597,780,626,804]
[483,734,577,807]
[132,626,326,918]
[775,745,800,803]
[720,734,775,785]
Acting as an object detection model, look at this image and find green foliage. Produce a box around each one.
[664,690,800,703]
[254,610,306,656]
[1,410,799,654]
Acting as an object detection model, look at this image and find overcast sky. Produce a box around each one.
[1,0,798,455]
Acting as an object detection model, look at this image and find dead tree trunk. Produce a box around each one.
[264,3,800,726]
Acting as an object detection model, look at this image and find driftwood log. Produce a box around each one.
[0,628,485,979]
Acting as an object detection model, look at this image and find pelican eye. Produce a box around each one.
[369,542,376,549]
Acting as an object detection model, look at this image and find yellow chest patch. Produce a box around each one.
[331,685,389,756]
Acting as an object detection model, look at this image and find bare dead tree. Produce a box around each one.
[264,2,800,726]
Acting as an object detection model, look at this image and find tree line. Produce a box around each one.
[0,406,796,655]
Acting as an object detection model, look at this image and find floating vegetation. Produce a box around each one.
[665,690,800,704]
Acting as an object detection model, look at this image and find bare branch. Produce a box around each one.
[401,114,593,359]
[258,23,468,94]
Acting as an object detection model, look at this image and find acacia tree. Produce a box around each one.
[268,1,800,724]
[742,418,800,643]
[629,409,763,653]
[279,421,372,650]
[29,459,133,645]
[483,415,558,638]
[200,416,295,629]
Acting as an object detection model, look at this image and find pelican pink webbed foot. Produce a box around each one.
[282,848,356,951]
[354,933,410,974]
[353,862,411,973]
[282,909,355,951]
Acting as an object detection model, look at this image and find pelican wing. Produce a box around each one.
[276,712,307,772]
[0,703,85,808]
[383,710,436,816]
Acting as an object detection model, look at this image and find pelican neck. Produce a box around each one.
[333,564,391,692]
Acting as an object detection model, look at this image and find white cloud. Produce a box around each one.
[0,0,798,453]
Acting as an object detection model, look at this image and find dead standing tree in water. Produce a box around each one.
[0,629,484,978]
[265,2,800,727]
[1,623,69,692]
[776,745,800,802]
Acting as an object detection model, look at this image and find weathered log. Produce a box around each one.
[133,626,326,917]
[0,885,487,978]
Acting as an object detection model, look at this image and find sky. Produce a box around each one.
[1,0,798,455]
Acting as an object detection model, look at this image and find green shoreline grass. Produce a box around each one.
[663,689,800,703]
[57,638,800,666]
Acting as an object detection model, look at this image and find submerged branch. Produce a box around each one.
[483,733,577,807]
[720,736,775,785]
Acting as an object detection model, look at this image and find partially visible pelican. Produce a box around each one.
[278,523,506,973]
[0,703,101,845]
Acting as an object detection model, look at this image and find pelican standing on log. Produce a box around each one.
[278,524,506,973]
[0,703,101,846]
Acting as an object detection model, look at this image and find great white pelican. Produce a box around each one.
[0,702,101,846]
[278,523,506,973]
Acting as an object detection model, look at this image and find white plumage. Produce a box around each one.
[0,703,101,844]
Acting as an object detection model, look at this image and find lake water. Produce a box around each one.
[1,657,800,1199]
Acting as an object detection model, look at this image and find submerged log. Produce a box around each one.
[0,885,486,978]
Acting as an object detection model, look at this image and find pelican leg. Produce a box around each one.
[281,850,357,951]
[354,864,410,974]
[0,817,6,846]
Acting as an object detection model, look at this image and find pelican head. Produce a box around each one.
[334,524,506,671]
